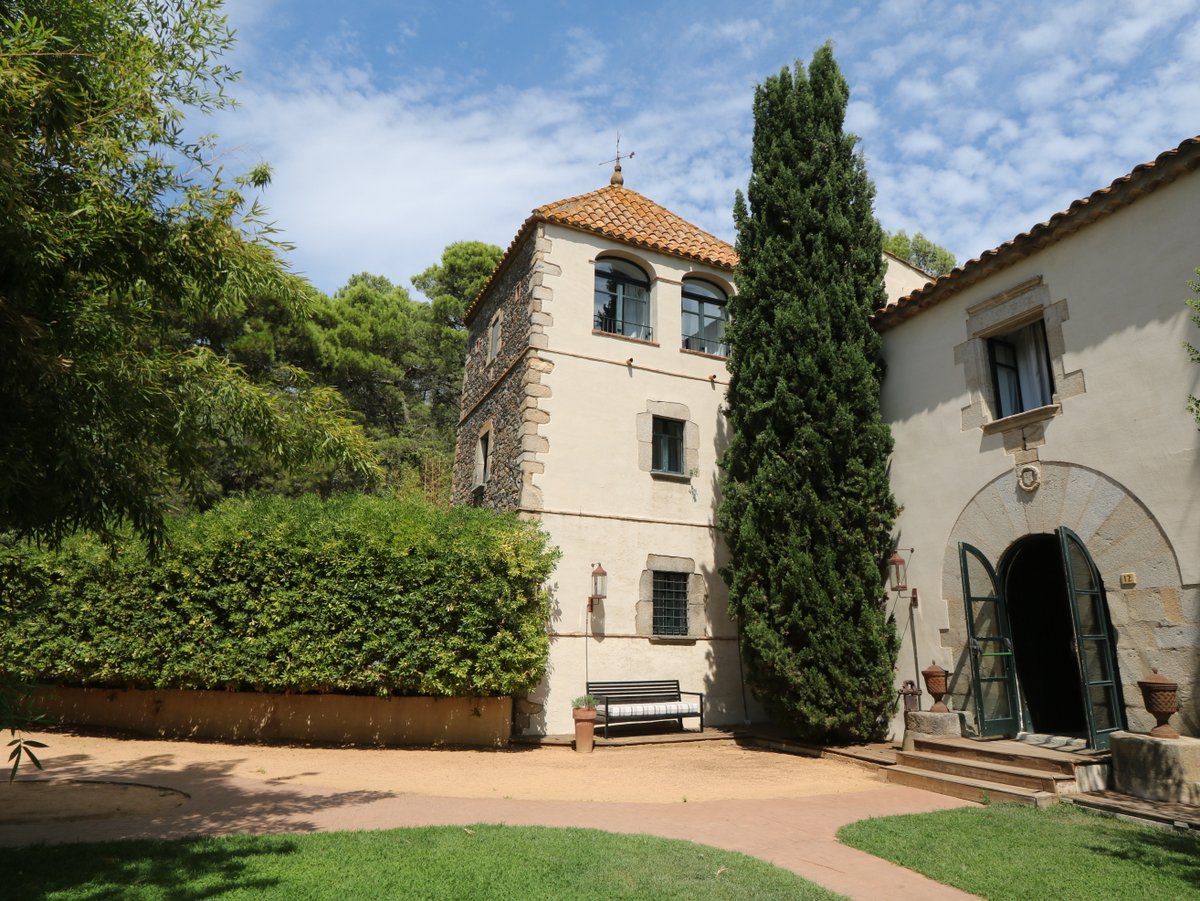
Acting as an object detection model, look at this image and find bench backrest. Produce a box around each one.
[587,680,681,704]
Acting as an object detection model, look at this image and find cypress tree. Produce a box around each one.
[719,45,899,743]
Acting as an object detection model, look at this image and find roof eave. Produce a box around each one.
[873,135,1200,331]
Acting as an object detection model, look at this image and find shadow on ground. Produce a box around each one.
[0,745,394,846]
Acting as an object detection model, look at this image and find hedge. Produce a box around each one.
[0,495,559,697]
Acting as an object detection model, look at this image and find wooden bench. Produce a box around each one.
[586,679,704,738]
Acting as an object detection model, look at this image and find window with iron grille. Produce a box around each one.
[652,571,689,636]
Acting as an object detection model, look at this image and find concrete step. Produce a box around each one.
[887,764,1059,808]
[896,750,1073,793]
[912,737,1090,776]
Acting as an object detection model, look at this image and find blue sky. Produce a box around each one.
[213,0,1200,296]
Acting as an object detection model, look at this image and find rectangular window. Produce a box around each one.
[652,571,689,636]
[487,313,502,362]
[988,320,1053,419]
[651,417,684,474]
[474,430,491,487]
[681,280,729,356]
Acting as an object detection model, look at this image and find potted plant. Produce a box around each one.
[572,695,599,753]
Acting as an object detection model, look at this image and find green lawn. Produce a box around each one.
[838,803,1200,900]
[2,825,845,900]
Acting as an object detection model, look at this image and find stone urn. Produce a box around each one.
[572,700,598,753]
[922,661,950,713]
[1137,668,1180,739]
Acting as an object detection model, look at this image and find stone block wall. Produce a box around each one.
[453,225,558,514]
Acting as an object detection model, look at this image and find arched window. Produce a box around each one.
[681,278,728,356]
[594,258,651,341]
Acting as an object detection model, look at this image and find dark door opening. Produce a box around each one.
[1001,535,1087,736]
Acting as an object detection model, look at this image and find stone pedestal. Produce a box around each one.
[902,710,964,750]
[1110,731,1200,804]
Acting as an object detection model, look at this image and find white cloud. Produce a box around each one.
[563,28,606,81]
[1015,59,1084,109]
[687,19,771,55]
[943,65,979,94]
[846,99,881,135]
[894,74,940,108]
[1014,1,1095,55]
[897,130,944,157]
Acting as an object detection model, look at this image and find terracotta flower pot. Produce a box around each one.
[922,661,950,713]
[1137,669,1179,739]
[572,707,597,753]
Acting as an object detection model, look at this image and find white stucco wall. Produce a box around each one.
[880,166,1200,738]
[525,224,752,735]
[883,251,932,302]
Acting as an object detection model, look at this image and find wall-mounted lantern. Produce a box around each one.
[888,548,918,609]
[589,563,607,612]
[887,549,909,593]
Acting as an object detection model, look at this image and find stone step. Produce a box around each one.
[886,765,1059,808]
[896,750,1073,793]
[912,737,1093,777]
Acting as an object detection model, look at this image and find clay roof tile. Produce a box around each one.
[465,183,736,324]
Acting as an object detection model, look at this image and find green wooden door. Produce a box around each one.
[960,543,1020,738]
[1057,527,1124,749]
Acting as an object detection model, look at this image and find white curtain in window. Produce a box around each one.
[1015,322,1052,409]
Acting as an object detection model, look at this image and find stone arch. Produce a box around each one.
[939,461,1191,735]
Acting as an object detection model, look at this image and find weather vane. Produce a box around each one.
[600,134,634,186]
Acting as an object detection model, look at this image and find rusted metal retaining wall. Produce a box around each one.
[34,687,512,747]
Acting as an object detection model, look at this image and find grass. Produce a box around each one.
[838,803,1200,900]
[2,824,846,900]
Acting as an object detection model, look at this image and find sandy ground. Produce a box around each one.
[2,729,881,822]
[0,730,979,900]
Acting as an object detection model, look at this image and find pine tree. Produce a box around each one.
[718,45,899,743]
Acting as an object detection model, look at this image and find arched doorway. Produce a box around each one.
[959,527,1124,748]
[941,462,1187,744]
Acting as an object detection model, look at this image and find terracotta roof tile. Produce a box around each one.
[873,134,1200,329]
[536,185,737,268]
[465,184,736,323]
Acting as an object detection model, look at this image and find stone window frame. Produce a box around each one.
[472,420,494,488]
[486,310,503,364]
[651,415,685,475]
[955,277,1085,446]
[636,401,699,481]
[635,555,708,641]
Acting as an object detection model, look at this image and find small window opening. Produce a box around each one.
[474,430,491,488]
[651,417,685,474]
[487,312,502,363]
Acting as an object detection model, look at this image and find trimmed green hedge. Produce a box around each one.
[0,495,558,697]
